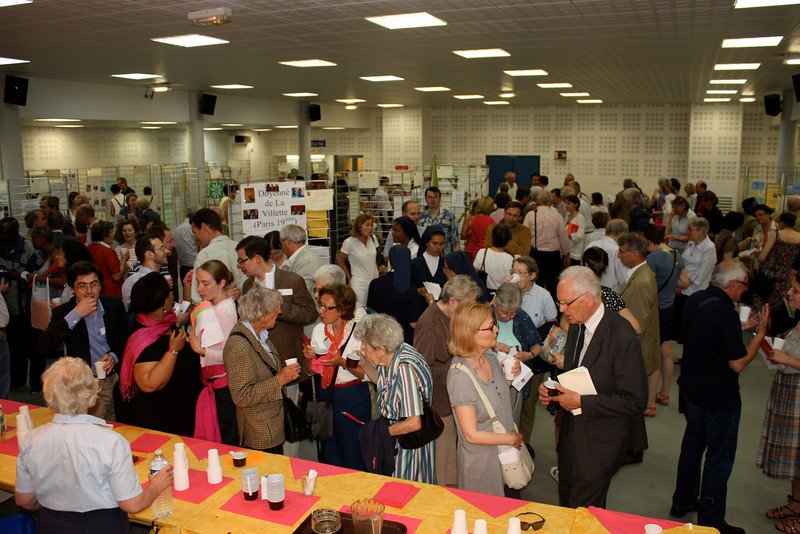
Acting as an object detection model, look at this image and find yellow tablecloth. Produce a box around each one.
[0,401,714,533]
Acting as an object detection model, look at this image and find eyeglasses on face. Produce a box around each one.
[516,512,545,531]
[319,303,339,312]
[74,280,101,291]
[557,292,588,309]
[477,321,498,332]
[236,256,252,265]
[509,269,529,276]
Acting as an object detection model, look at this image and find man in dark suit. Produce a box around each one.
[37,261,128,420]
[539,266,647,508]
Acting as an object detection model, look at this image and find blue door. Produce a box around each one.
[486,155,541,195]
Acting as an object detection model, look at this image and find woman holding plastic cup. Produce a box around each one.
[446,301,523,496]
[758,272,800,531]
[15,357,173,531]
[355,313,435,483]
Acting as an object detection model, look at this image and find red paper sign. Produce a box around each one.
[373,481,420,508]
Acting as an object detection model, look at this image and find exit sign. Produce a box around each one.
[395,165,409,170]
[311,139,326,148]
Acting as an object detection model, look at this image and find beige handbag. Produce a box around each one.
[451,362,534,489]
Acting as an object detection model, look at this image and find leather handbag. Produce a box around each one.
[283,395,311,443]
[451,362,534,489]
[396,398,444,449]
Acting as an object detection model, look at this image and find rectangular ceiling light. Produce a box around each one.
[34,118,80,122]
[735,0,800,7]
[538,83,572,88]
[710,79,747,84]
[453,95,484,100]
[54,125,84,128]
[504,69,548,76]
[279,59,337,67]
[366,12,446,30]
[414,86,450,92]
[322,127,345,130]
[111,73,161,80]
[282,92,318,97]
[784,58,800,65]
[253,128,272,132]
[740,97,756,102]
[577,99,603,104]
[141,126,161,130]
[707,89,738,94]
[377,104,403,108]
[141,121,177,125]
[0,56,29,65]
[714,63,761,70]
[204,127,223,131]
[704,98,731,102]
[151,34,229,47]
[211,84,253,89]
[560,92,590,97]
[336,98,366,104]
[0,1,33,6]
[483,101,510,105]
[360,75,404,82]
[453,48,509,59]
[722,36,783,48]
[275,125,298,128]
[221,123,243,126]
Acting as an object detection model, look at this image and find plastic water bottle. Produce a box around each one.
[150,449,173,519]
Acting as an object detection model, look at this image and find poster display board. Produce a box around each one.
[241,182,307,237]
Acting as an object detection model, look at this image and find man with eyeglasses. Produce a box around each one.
[38,261,127,420]
[121,237,168,312]
[538,266,646,508]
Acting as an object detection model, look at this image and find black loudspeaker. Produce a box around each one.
[4,75,28,106]
[308,104,321,122]
[765,94,782,116]
[792,73,800,103]
[199,93,217,115]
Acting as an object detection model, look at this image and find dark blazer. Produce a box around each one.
[410,256,447,289]
[37,296,128,370]
[558,307,647,508]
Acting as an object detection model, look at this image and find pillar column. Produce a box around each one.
[777,88,797,179]
[297,101,311,179]
[187,91,206,175]
[0,102,25,217]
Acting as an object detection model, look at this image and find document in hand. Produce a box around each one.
[423,281,442,301]
[557,366,597,416]
[758,337,783,371]
[191,301,225,348]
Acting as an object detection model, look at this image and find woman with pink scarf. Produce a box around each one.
[115,273,201,436]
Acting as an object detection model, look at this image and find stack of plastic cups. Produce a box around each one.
[452,509,467,534]
[507,517,522,534]
[173,443,190,491]
[474,519,488,534]
[207,448,223,484]
[16,406,33,446]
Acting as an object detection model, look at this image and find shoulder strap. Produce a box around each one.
[480,249,488,272]
[229,330,282,375]
[450,362,501,424]
[657,250,677,294]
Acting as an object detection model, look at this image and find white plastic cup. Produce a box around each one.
[644,524,663,534]
[173,444,187,470]
[452,509,468,534]
[50,297,61,307]
[773,338,786,351]
[739,305,751,323]
[284,358,298,367]
[509,273,520,284]
[94,360,107,380]
[173,468,190,491]
[261,475,269,500]
[474,519,489,534]
[501,358,516,380]
[507,517,522,534]
[207,448,223,484]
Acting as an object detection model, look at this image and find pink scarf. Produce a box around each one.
[120,311,177,401]
[194,365,228,443]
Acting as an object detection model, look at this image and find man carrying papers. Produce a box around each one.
[538,266,647,508]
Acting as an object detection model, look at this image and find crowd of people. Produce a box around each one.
[5,173,800,534]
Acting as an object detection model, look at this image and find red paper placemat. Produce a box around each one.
[0,399,28,414]
[181,436,244,461]
[220,489,319,526]
[340,505,422,534]
[588,506,685,534]
[289,457,356,479]
[174,468,233,504]
[373,481,420,508]
[0,435,19,456]
[129,432,171,453]
[446,487,527,518]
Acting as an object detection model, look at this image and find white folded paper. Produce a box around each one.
[557,366,598,416]
[423,282,442,301]
[193,303,225,348]
[496,349,534,391]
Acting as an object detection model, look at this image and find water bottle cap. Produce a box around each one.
[155,449,162,455]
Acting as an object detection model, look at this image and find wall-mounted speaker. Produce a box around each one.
[234,135,251,144]
[765,94,782,116]
[308,104,321,122]
[4,75,28,106]
[792,73,800,103]
[199,93,217,115]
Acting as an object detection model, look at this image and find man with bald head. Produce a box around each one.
[497,171,518,200]
[539,266,647,508]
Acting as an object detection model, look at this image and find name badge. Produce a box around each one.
[278,288,293,296]
[99,327,106,336]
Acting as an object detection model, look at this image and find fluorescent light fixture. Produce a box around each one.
[537,83,572,88]
[414,86,450,92]
[336,98,366,104]
[141,126,161,130]
[704,98,731,102]
[577,99,603,104]
[345,105,358,110]
[483,101,510,105]
[279,59,337,68]
[34,118,80,122]
[0,1,33,6]
[560,92,590,97]
[275,125,298,128]
[500,93,516,98]
[784,58,800,65]
[710,79,747,84]
[322,127,345,130]
[714,63,760,70]
[221,123,243,126]
[366,12,446,30]
[453,94,484,100]
[453,48,509,59]
[111,73,161,80]
[740,97,756,102]
[282,92,318,97]
[311,154,326,160]
[54,125,84,128]
[504,69,548,76]
[707,89,738,94]
[151,34,228,48]
[152,85,171,93]
[141,121,177,125]
[204,127,223,131]
[0,56,29,65]
[360,75,404,82]
[286,155,299,159]
[253,128,272,132]
[722,36,783,48]
[211,84,253,89]
[735,0,800,8]
[377,104,404,108]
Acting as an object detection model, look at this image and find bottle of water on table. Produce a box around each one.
[150,449,173,519]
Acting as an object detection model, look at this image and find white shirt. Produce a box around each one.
[422,251,440,278]
[683,237,716,296]
[577,304,606,366]
[173,219,198,268]
[192,235,248,303]
[587,236,628,293]
[121,266,154,311]
[340,236,379,281]
[254,264,277,290]
[310,320,362,384]
[521,283,557,328]
[200,297,238,367]
[497,182,518,200]
[15,414,142,512]
[473,248,515,290]
[626,260,647,281]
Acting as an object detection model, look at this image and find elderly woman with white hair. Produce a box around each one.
[223,286,301,453]
[356,313,435,483]
[15,357,173,533]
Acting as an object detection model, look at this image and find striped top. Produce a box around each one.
[376,343,435,484]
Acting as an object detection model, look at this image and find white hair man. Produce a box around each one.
[586,219,629,292]
[279,224,324,297]
[497,171,518,200]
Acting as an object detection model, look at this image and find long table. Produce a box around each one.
[0,400,713,533]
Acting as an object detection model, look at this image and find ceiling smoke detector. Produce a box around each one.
[188,8,232,26]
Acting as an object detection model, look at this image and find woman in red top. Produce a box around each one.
[463,196,496,261]
[87,220,129,298]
